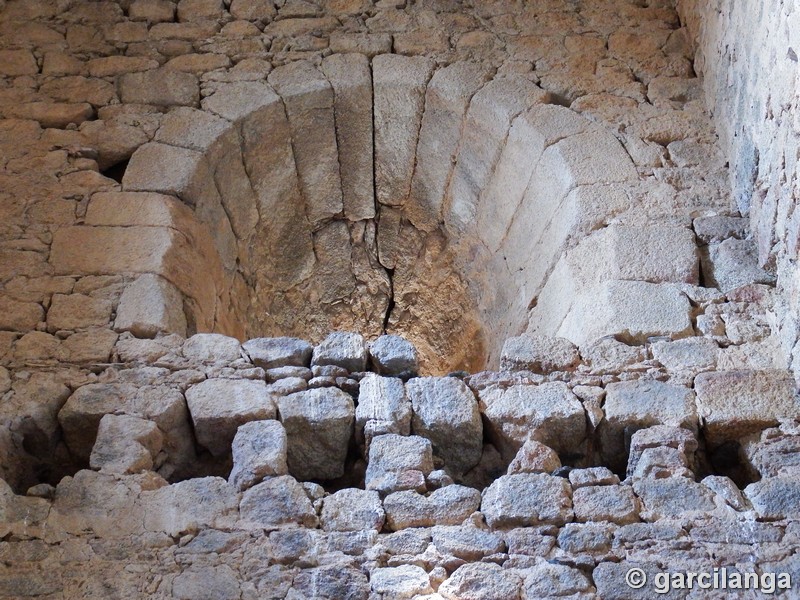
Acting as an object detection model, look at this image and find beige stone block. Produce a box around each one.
[87,56,158,77]
[129,0,176,22]
[695,370,800,446]
[47,293,112,331]
[407,61,492,231]
[154,107,231,153]
[3,102,94,128]
[321,53,375,221]
[269,61,343,225]
[0,297,44,331]
[373,54,434,208]
[114,274,187,338]
[118,69,199,107]
[202,81,280,121]
[0,50,38,76]
[445,76,549,234]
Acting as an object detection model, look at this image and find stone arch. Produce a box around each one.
[55,55,641,374]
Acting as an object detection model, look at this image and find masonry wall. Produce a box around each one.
[678,0,800,380]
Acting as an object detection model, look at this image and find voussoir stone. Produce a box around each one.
[481,473,573,529]
[228,420,288,491]
[320,488,385,532]
[277,387,354,480]
[185,378,276,457]
[406,376,482,475]
[500,334,580,373]
[242,337,313,369]
[479,382,585,462]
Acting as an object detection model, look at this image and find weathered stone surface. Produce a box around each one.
[129,0,176,22]
[373,54,434,207]
[500,334,580,373]
[651,336,718,372]
[118,69,199,107]
[569,467,620,489]
[524,561,595,597]
[311,332,367,372]
[173,566,240,600]
[276,387,354,480]
[366,434,433,494]
[268,61,343,225]
[702,238,776,292]
[239,475,318,529]
[320,53,375,221]
[114,274,187,338]
[383,485,481,530]
[633,477,717,521]
[559,280,694,346]
[744,477,800,520]
[0,297,44,331]
[47,293,112,331]
[89,414,163,474]
[368,334,419,376]
[406,376,482,475]
[292,564,369,600]
[439,563,523,600]
[507,439,561,474]
[243,337,312,369]
[598,380,697,471]
[186,378,276,457]
[183,334,242,363]
[482,474,573,529]
[432,524,505,561]
[694,370,800,446]
[370,565,432,599]
[626,425,698,479]
[479,382,585,461]
[141,476,239,536]
[356,374,412,447]
[3,102,95,128]
[320,488,384,532]
[228,420,288,491]
[573,485,640,525]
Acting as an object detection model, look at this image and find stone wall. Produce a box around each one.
[678,0,800,380]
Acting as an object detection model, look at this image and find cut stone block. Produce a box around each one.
[141,477,239,536]
[507,439,561,475]
[572,485,640,525]
[114,274,187,338]
[500,334,580,373]
[479,382,585,462]
[694,370,800,446]
[744,477,800,521]
[228,420,288,492]
[239,475,318,529]
[440,563,523,600]
[276,387,354,480]
[368,334,419,376]
[598,380,698,472]
[626,425,698,479]
[406,376,482,475]
[311,332,367,372]
[373,54,434,208]
[559,280,693,346]
[47,293,112,331]
[702,238,776,293]
[320,53,375,221]
[89,414,163,475]
[651,337,718,372]
[481,473,573,529]
[366,434,433,494]
[183,333,242,363]
[185,378,276,457]
[0,297,44,331]
[356,374,412,448]
[633,477,717,521]
[524,562,594,598]
[268,61,343,225]
[118,69,199,107]
[370,565,432,599]
[242,337,313,369]
[383,485,481,531]
[320,488,384,532]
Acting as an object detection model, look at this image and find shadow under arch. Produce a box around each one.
[115,55,639,374]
